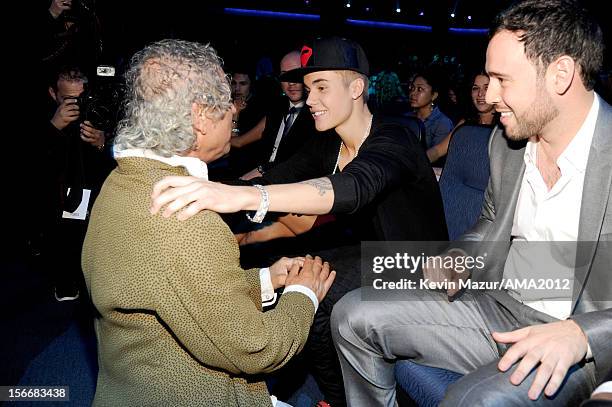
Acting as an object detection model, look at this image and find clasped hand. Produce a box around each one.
[267,256,336,303]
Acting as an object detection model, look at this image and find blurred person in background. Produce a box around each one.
[427,70,498,163]
[406,69,454,149]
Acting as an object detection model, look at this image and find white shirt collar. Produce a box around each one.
[524,93,600,172]
[114,148,209,180]
[289,101,305,110]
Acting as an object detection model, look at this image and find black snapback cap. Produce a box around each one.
[280,37,369,83]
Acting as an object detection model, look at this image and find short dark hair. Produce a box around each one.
[229,67,254,83]
[492,0,604,90]
[50,65,88,90]
[411,68,449,107]
[412,68,447,95]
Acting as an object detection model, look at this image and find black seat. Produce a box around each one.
[384,115,428,150]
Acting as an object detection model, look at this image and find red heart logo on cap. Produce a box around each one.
[301,45,313,67]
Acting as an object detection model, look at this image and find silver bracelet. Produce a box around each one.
[246,184,269,223]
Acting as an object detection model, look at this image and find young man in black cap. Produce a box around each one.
[150,36,448,406]
[151,36,446,241]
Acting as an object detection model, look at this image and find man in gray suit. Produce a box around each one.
[331,0,612,405]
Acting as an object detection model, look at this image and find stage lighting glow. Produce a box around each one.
[347,18,432,32]
[448,27,489,35]
[223,8,320,21]
[223,8,488,36]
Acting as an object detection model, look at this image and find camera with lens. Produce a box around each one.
[74,65,123,132]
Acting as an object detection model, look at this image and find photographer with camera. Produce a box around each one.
[39,65,115,302]
[50,86,106,151]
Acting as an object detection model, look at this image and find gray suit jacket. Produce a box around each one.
[459,96,612,381]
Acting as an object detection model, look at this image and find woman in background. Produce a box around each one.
[406,69,454,149]
[426,70,498,163]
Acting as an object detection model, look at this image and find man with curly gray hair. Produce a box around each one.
[114,39,234,159]
[82,39,335,406]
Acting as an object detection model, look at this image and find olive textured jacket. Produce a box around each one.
[82,157,315,406]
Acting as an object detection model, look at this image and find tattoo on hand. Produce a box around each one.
[300,177,332,196]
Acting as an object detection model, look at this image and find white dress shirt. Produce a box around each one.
[592,381,612,396]
[269,101,305,163]
[259,268,319,312]
[114,148,210,180]
[503,95,599,320]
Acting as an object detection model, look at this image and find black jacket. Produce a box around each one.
[258,98,316,171]
[253,114,448,241]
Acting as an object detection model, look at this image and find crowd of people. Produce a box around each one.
[23,0,612,406]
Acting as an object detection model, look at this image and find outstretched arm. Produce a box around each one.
[150,176,335,220]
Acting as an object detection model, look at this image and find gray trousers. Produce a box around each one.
[331,288,596,406]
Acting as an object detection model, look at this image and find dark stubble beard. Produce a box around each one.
[505,81,559,141]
